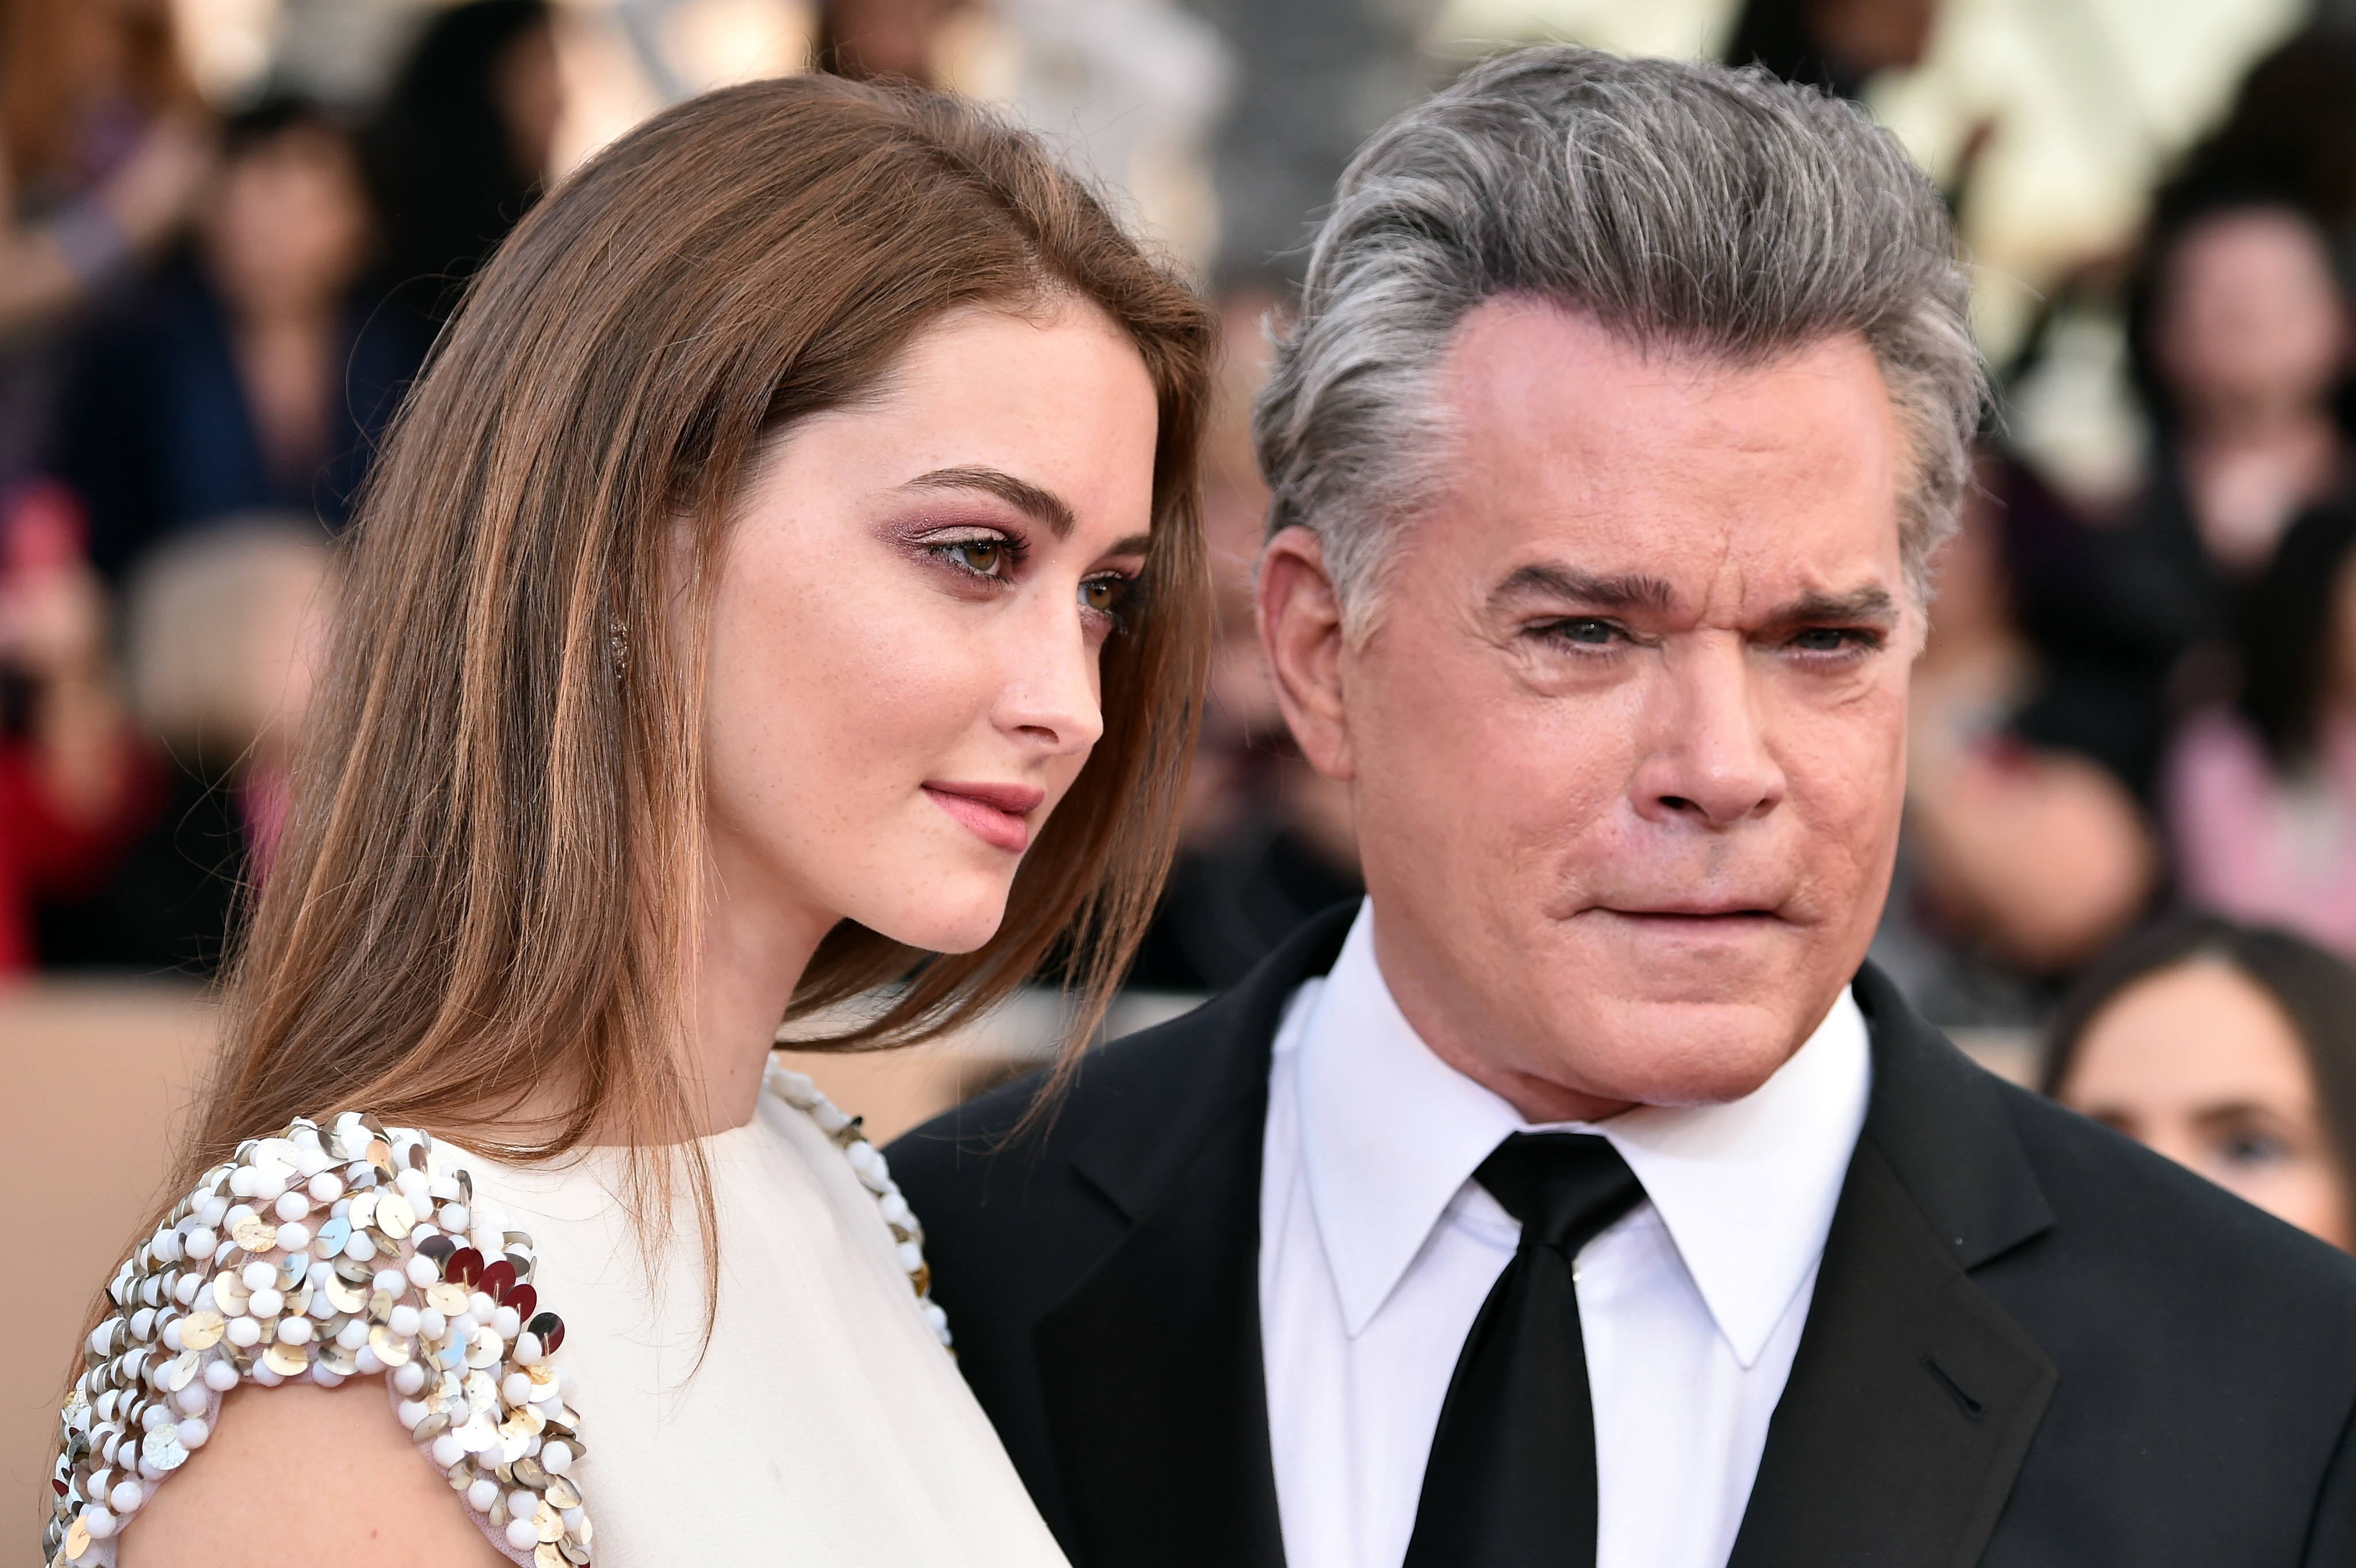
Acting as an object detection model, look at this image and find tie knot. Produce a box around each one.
[1473,1133,1643,1254]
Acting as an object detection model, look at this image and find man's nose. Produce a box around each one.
[1629,638,1786,828]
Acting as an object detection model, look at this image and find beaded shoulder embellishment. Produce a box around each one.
[45,1112,594,1568]
[764,1062,953,1349]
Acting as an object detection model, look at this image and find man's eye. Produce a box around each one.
[1537,618,1619,645]
[2219,1131,2291,1169]
[1789,627,1872,653]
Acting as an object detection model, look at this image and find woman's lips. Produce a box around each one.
[923,782,1045,854]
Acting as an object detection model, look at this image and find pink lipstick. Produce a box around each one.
[923,781,1045,853]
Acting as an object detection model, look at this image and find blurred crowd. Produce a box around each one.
[9,0,2356,1252]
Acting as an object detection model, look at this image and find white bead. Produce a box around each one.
[176,1417,208,1450]
[396,1168,430,1200]
[419,1307,448,1340]
[406,1254,438,1288]
[335,1318,369,1351]
[897,1242,924,1273]
[294,1144,330,1180]
[173,1383,206,1415]
[277,1317,311,1346]
[202,1361,238,1392]
[308,1171,343,1204]
[273,1191,309,1223]
[428,1175,460,1202]
[240,1261,274,1292]
[81,1506,116,1539]
[878,1193,911,1226]
[492,1306,520,1340]
[228,1168,256,1198]
[311,1363,343,1388]
[277,1221,312,1253]
[152,1230,182,1264]
[514,1333,543,1364]
[505,1516,538,1551]
[174,1273,201,1306]
[162,1320,183,1352]
[183,1227,216,1262]
[345,1231,376,1263]
[250,1364,282,1387]
[542,1441,572,1474]
[307,1288,335,1322]
[225,1316,262,1348]
[507,1489,537,1519]
[248,1288,283,1320]
[354,1346,383,1375]
[468,1478,499,1512]
[469,1291,495,1320]
[439,1203,470,1233]
[197,1195,228,1229]
[502,1372,531,1406]
[128,1307,155,1342]
[251,1171,286,1203]
[109,1480,142,1513]
[392,1361,427,1397]
[396,1399,427,1427]
[373,1268,406,1297]
[427,1432,464,1471]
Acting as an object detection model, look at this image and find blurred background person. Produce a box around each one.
[1723,0,1939,103]
[32,514,332,972]
[48,96,418,582]
[364,0,559,334]
[0,482,159,978]
[2166,499,2356,958]
[1869,465,2159,1028]
[0,0,211,496]
[814,0,969,84]
[2046,912,2356,1252]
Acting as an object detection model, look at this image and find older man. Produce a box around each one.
[889,47,2356,1568]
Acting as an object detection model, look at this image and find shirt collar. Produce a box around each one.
[1294,900,1872,1367]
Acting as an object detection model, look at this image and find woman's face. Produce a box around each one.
[698,303,1161,957]
[2154,209,2349,420]
[2061,959,2352,1249]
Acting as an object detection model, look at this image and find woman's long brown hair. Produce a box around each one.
[131,77,1214,1335]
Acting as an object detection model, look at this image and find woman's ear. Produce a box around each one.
[1256,526,1356,782]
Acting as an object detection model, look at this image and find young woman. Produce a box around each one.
[2045,912,2356,1252]
[2164,499,2356,954]
[41,75,1213,1567]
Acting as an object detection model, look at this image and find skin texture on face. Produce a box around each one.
[1259,299,1913,1122]
[2060,960,2353,1250]
[688,303,1158,1128]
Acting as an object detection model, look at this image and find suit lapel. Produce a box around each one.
[1030,905,1356,1568]
[1728,965,2060,1568]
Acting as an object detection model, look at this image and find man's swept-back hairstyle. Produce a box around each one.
[1254,46,1983,630]
[114,77,1214,1343]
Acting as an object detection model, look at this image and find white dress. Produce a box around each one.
[44,1062,1071,1568]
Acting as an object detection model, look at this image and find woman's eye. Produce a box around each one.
[1079,574,1134,625]
[939,539,1011,579]
[2218,1130,2291,1168]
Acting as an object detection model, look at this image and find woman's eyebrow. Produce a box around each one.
[901,466,1077,538]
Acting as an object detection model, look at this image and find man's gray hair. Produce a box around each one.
[1253,47,1983,631]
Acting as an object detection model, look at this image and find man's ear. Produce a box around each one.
[1256,526,1355,782]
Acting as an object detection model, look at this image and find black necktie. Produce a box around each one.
[1402,1132,1646,1568]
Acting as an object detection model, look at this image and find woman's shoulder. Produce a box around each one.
[45,1112,598,1568]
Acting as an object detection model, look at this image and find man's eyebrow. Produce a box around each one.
[901,465,1077,538]
[1488,564,1678,613]
[1766,585,1901,627]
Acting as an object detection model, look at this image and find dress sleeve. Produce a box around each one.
[42,1113,597,1568]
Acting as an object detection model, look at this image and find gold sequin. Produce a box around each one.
[231,1217,278,1254]
[178,1311,225,1351]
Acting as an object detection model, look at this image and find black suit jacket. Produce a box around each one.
[890,903,2356,1566]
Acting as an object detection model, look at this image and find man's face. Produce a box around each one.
[1266,298,1913,1119]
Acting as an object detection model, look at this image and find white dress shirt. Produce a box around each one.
[1259,902,1872,1568]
